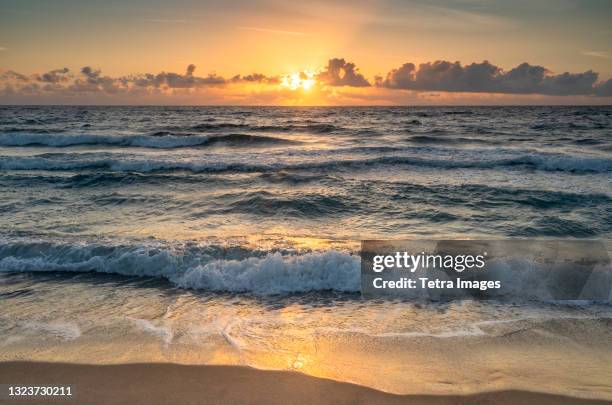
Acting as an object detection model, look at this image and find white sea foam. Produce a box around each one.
[128,318,173,344]
[315,314,612,339]
[0,241,361,294]
[22,320,81,340]
[176,251,360,294]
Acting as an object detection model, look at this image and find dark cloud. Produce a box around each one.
[539,69,599,95]
[595,79,612,97]
[186,64,196,76]
[131,65,225,89]
[317,58,370,87]
[37,68,70,83]
[81,66,100,82]
[231,73,280,84]
[1,70,29,81]
[47,65,228,94]
[380,60,609,96]
[70,66,122,93]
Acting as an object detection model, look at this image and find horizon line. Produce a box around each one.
[1,104,611,108]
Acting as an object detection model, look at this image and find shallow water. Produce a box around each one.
[0,106,611,398]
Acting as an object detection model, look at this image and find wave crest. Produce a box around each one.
[1,152,610,173]
[0,240,360,295]
[0,133,294,149]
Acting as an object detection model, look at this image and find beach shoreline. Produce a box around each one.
[1,362,610,405]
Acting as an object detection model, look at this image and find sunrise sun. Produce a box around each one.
[281,71,316,91]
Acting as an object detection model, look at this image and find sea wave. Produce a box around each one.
[203,133,297,146]
[0,132,294,149]
[0,240,361,295]
[408,135,500,145]
[1,239,610,300]
[190,122,340,133]
[1,152,610,173]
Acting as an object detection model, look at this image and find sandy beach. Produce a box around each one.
[0,362,610,405]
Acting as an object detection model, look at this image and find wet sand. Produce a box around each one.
[0,362,610,405]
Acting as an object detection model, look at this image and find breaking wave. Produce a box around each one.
[1,239,610,300]
[0,240,361,295]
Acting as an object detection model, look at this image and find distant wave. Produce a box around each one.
[444,110,474,115]
[0,132,211,148]
[1,152,610,173]
[0,175,607,228]
[190,122,340,133]
[203,133,297,146]
[408,135,499,145]
[190,123,247,131]
[209,190,353,217]
[0,240,360,295]
[0,127,55,134]
[531,122,607,131]
[573,138,605,146]
[0,133,295,149]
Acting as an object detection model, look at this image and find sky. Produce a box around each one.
[1,0,612,105]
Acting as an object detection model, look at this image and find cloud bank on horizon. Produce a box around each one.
[1,57,612,104]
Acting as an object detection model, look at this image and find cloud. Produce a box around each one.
[1,58,611,103]
[70,66,123,93]
[0,47,7,52]
[1,70,29,81]
[316,58,371,87]
[595,79,612,96]
[37,68,70,83]
[130,65,225,89]
[582,51,611,59]
[0,64,237,101]
[231,73,281,84]
[380,60,610,96]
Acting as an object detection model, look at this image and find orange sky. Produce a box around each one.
[1,0,612,104]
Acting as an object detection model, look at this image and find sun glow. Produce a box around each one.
[281,71,316,91]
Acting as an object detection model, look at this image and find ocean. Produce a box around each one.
[0,106,611,398]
